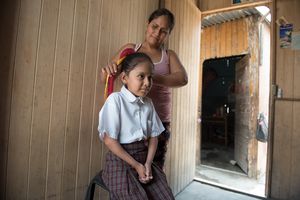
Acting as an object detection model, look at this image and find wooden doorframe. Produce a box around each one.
[198,1,274,197]
[265,0,275,197]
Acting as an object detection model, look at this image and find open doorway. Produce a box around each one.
[201,55,243,173]
[196,6,271,198]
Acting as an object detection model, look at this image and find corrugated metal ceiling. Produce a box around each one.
[202,8,259,28]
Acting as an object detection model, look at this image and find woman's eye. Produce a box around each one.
[152,24,158,29]
[160,30,168,34]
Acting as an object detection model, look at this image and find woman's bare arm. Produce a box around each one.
[153,50,188,87]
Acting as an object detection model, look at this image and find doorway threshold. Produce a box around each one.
[195,165,266,198]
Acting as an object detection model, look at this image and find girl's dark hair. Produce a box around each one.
[120,52,153,75]
[148,8,175,33]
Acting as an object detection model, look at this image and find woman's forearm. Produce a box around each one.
[153,72,188,87]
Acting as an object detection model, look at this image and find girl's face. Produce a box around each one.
[121,61,153,97]
[145,15,170,47]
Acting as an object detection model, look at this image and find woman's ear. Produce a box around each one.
[120,72,128,85]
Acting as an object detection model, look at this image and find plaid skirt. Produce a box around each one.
[102,140,174,200]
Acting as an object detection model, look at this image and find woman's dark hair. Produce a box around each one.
[148,8,175,33]
[120,52,154,75]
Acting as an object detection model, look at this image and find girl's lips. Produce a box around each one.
[140,88,150,93]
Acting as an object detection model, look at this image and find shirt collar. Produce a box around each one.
[121,86,145,104]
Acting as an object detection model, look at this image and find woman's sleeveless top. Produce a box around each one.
[135,44,172,122]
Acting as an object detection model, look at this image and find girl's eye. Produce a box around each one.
[138,75,145,79]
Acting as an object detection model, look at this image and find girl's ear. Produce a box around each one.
[120,72,128,85]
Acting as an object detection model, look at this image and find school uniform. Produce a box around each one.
[98,86,174,200]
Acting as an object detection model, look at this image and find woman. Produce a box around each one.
[101,8,188,169]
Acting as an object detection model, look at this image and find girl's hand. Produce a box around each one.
[144,162,153,181]
[134,163,149,184]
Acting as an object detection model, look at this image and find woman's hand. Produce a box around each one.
[100,43,135,83]
[100,61,119,82]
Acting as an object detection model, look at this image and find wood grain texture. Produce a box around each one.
[165,0,201,195]
[1,0,160,199]
[201,18,249,60]
[270,0,300,199]
[0,0,21,199]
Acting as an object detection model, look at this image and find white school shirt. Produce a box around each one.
[98,86,165,144]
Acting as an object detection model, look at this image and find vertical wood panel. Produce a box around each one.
[243,18,249,53]
[205,27,211,58]
[75,0,101,198]
[219,23,226,57]
[210,26,216,58]
[6,0,42,199]
[231,19,239,55]
[271,101,292,199]
[61,0,89,198]
[290,102,300,198]
[27,0,60,198]
[200,29,206,60]
[0,1,20,199]
[225,21,232,55]
[293,0,300,99]
[90,2,106,198]
[237,18,245,53]
[46,0,76,198]
[165,0,201,195]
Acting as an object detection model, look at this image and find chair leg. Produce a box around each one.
[85,182,96,200]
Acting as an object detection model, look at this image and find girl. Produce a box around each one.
[98,52,174,200]
[101,8,188,170]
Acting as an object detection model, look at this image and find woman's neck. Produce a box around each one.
[142,41,162,51]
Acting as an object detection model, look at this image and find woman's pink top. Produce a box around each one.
[135,44,172,123]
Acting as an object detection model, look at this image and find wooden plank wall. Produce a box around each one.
[0,0,159,199]
[271,0,300,199]
[200,18,249,63]
[164,0,202,195]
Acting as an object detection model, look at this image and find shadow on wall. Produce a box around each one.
[0,1,19,198]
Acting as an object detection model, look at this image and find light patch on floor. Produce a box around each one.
[195,165,266,197]
[175,181,264,200]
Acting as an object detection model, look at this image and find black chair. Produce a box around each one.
[85,170,110,200]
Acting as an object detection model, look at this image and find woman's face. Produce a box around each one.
[145,15,170,47]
